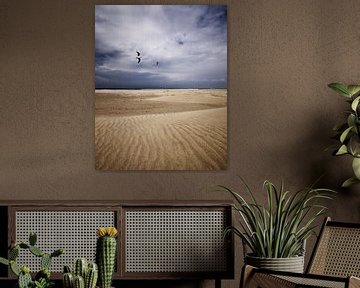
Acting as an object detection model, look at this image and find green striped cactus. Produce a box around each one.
[74,258,88,279]
[85,262,98,288]
[96,227,118,288]
[73,275,85,288]
[63,272,74,288]
[63,260,98,288]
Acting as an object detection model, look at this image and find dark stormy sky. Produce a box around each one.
[95,5,227,89]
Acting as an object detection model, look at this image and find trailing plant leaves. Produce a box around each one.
[328,83,351,97]
[329,82,360,186]
[340,126,353,143]
[347,85,360,97]
[351,96,360,111]
[352,157,360,180]
[342,177,360,188]
[336,145,348,155]
[349,135,360,157]
[347,114,356,128]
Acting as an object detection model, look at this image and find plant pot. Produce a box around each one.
[245,254,304,273]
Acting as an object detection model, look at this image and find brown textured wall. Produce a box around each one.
[1,0,360,287]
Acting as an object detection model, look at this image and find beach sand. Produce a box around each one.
[95,89,227,170]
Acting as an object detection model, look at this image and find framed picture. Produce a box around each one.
[95,5,227,171]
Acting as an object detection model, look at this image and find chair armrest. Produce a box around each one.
[349,276,360,288]
[240,265,349,288]
[240,265,254,288]
[240,265,296,288]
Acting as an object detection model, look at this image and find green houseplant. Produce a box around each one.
[220,178,334,272]
[328,82,360,187]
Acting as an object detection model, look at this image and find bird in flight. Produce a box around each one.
[136,51,141,63]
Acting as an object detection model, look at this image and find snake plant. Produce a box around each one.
[220,178,335,258]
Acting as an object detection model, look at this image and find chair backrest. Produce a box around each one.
[307,217,360,277]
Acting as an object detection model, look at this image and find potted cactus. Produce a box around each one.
[96,227,118,288]
[0,232,64,288]
[62,258,98,288]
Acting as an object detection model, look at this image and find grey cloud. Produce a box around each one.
[95,5,227,89]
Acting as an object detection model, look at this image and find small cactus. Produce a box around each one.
[29,245,44,257]
[74,275,85,288]
[63,259,98,288]
[85,263,98,288]
[9,246,19,260]
[10,260,20,276]
[51,248,64,257]
[63,272,74,288]
[96,227,118,288]
[41,253,52,270]
[18,269,32,288]
[74,258,88,279]
[0,232,63,288]
[19,243,30,249]
[64,265,72,273]
[35,268,50,281]
[29,232,37,246]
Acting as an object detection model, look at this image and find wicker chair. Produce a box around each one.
[241,217,360,288]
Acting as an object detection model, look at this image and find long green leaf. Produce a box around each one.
[336,144,348,155]
[340,126,353,143]
[328,83,351,97]
[342,177,360,187]
[351,96,360,111]
[352,157,360,179]
[347,85,360,97]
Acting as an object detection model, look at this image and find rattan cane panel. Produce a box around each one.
[277,275,345,288]
[311,226,360,277]
[15,211,115,272]
[125,210,227,273]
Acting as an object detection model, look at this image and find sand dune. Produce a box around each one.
[95,89,227,170]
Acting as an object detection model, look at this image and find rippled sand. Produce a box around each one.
[95,89,227,170]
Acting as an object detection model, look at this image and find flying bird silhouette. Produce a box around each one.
[136,51,141,63]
